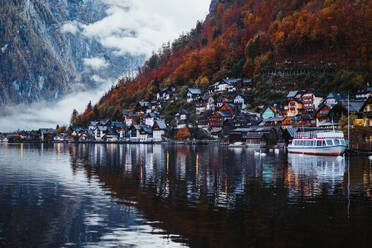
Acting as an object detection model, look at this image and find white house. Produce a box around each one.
[144,112,158,127]
[94,126,107,141]
[130,125,152,142]
[207,96,215,110]
[176,109,191,129]
[153,120,167,142]
[187,88,202,102]
[157,87,174,101]
[123,112,136,127]
[196,103,207,115]
[301,90,324,112]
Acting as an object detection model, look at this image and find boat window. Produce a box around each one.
[334,139,340,145]
[299,140,304,146]
[340,140,346,145]
[326,140,333,146]
[295,140,300,146]
[317,140,322,146]
[322,140,326,146]
[310,141,314,146]
[305,141,312,146]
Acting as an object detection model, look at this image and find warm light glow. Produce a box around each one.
[166,152,169,174]
[20,143,23,159]
[196,153,199,175]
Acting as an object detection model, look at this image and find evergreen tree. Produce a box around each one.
[70,109,78,126]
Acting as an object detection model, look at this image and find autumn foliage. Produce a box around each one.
[76,0,372,125]
[176,128,191,140]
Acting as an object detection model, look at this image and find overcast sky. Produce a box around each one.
[65,0,211,56]
[0,0,211,131]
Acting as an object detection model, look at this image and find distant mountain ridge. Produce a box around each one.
[0,0,144,106]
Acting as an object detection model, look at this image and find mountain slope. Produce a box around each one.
[0,0,144,106]
[77,0,372,124]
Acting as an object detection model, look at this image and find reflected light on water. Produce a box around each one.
[1,144,372,247]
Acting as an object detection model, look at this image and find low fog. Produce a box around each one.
[0,0,211,132]
[0,81,114,132]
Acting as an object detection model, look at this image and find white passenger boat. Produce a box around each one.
[288,130,347,156]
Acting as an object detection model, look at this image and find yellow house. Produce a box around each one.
[362,97,372,127]
[286,99,303,117]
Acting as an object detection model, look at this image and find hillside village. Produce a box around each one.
[2,78,372,148]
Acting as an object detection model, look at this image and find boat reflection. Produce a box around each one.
[287,154,347,198]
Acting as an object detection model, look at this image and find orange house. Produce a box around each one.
[315,104,331,125]
[219,104,235,115]
[286,99,303,117]
[282,117,295,128]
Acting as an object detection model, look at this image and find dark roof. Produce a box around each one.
[39,128,56,134]
[179,109,190,115]
[99,119,110,125]
[209,81,220,88]
[297,114,314,120]
[223,78,241,84]
[106,128,118,135]
[154,120,167,129]
[97,126,108,131]
[188,88,202,95]
[232,126,278,133]
[341,100,365,112]
[111,121,125,128]
[123,112,135,117]
[146,112,158,118]
[285,128,298,138]
[71,126,86,132]
[327,93,347,101]
[264,117,286,122]
[287,91,298,98]
[138,101,150,107]
[217,111,232,118]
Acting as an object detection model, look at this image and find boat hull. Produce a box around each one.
[288,145,346,156]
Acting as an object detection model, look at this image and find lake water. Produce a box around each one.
[1,143,372,247]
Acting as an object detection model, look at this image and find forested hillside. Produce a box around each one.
[76,0,372,124]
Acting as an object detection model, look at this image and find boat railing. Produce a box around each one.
[294,130,344,139]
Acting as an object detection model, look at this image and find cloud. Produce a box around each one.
[61,21,79,35]
[0,0,211,131]
[83,57,109,70]
[0,80,115,132]
[82,0,211,56]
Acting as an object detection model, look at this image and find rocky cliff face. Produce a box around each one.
[0,0,144,106]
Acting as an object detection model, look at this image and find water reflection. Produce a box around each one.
[287,154,347,198]
[0,144,185,248]
[1,144,372,247]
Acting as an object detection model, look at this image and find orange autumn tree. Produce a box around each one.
[176,128,191,140]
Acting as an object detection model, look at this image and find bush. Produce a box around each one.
[176,128,191,140]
